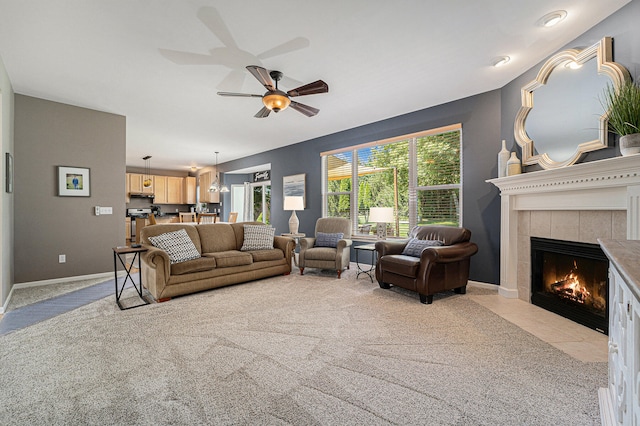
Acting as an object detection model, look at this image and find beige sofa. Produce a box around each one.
[139,222,295,302]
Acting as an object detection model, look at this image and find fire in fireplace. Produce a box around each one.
[530,237,608,334]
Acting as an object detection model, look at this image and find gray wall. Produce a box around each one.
[220,90,502,284]
[14,95,126,283]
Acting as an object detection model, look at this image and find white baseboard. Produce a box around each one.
[12,271,118,290]
[2,271,124,314]
[498,286,519,299]
[468,280,499,290]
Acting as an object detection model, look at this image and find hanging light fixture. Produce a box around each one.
[209,152,229,193]
[142,155,152,188]
[262,70,291,113]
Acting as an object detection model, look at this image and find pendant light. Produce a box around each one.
[142,155,152,187]
[209,152,229,193]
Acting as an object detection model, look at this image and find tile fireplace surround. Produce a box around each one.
[488,155,640,301]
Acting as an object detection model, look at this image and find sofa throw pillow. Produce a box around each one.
[241,225,275,251]
[314,232,344,248]
[401,238,444,257]
[148,229,201,264]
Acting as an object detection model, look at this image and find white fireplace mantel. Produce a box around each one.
[487,155,640,298]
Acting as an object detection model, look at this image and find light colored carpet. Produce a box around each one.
[0,267,605,425]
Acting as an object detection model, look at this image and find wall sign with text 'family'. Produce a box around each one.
[254,170,270,182]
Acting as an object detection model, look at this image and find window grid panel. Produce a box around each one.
[321,128,461,238]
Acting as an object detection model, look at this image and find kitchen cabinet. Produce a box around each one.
[128,173,153,194]
[153,175,168,204]
[199,171,219,203]
[126,172,195,205]
[125,173,130,203]
[167,177,183,204]
[183,176,196,204]
[599,240,640,425]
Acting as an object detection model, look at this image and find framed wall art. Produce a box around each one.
[58,166,91,197]
[283,173,305,207]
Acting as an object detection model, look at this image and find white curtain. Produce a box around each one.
[243,182,252,222]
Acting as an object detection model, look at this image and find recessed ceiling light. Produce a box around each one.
[493,56,511,67]
[538,10,567,27]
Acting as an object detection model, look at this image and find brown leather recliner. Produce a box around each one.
[375,225,478,304]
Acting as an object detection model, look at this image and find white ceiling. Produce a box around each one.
[0,0,630,171]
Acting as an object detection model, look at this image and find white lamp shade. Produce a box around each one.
[369,207,394,223]
[284,196,304,211]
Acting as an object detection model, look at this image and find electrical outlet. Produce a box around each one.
[59,254,66,263]
[95,206,100,216]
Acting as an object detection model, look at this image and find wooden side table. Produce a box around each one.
[112,246,150,310]
[281,233,305,267]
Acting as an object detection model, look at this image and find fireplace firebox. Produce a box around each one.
[530,237,608,334]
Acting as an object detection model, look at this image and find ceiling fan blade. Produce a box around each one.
[246,65,274,91]
[287,80,329,97]
[197,6,239,50]
[254,106,271,118]
[290,101,319,117]
[217,92,262,98]
[256,37,310,60]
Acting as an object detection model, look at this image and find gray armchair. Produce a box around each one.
[299,217,352,278]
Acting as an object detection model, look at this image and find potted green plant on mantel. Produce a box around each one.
[602,80,640,156]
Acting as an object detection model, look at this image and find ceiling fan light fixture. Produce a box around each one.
[262,91,291,112]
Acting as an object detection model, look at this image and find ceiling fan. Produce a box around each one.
[217,65,329,118]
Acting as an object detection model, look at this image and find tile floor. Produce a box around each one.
[469,290,608,363]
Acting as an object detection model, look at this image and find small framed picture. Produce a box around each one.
[58,166,90,197]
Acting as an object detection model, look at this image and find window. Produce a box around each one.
[322,124,461,238]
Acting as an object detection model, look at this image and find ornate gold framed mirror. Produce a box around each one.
[514,37,630,169]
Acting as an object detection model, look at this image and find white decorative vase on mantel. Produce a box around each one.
[497,140,510,178]
[620,133,640,156]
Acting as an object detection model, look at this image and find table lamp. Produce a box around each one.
[284,196,304,234]
[369,207,394,239]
